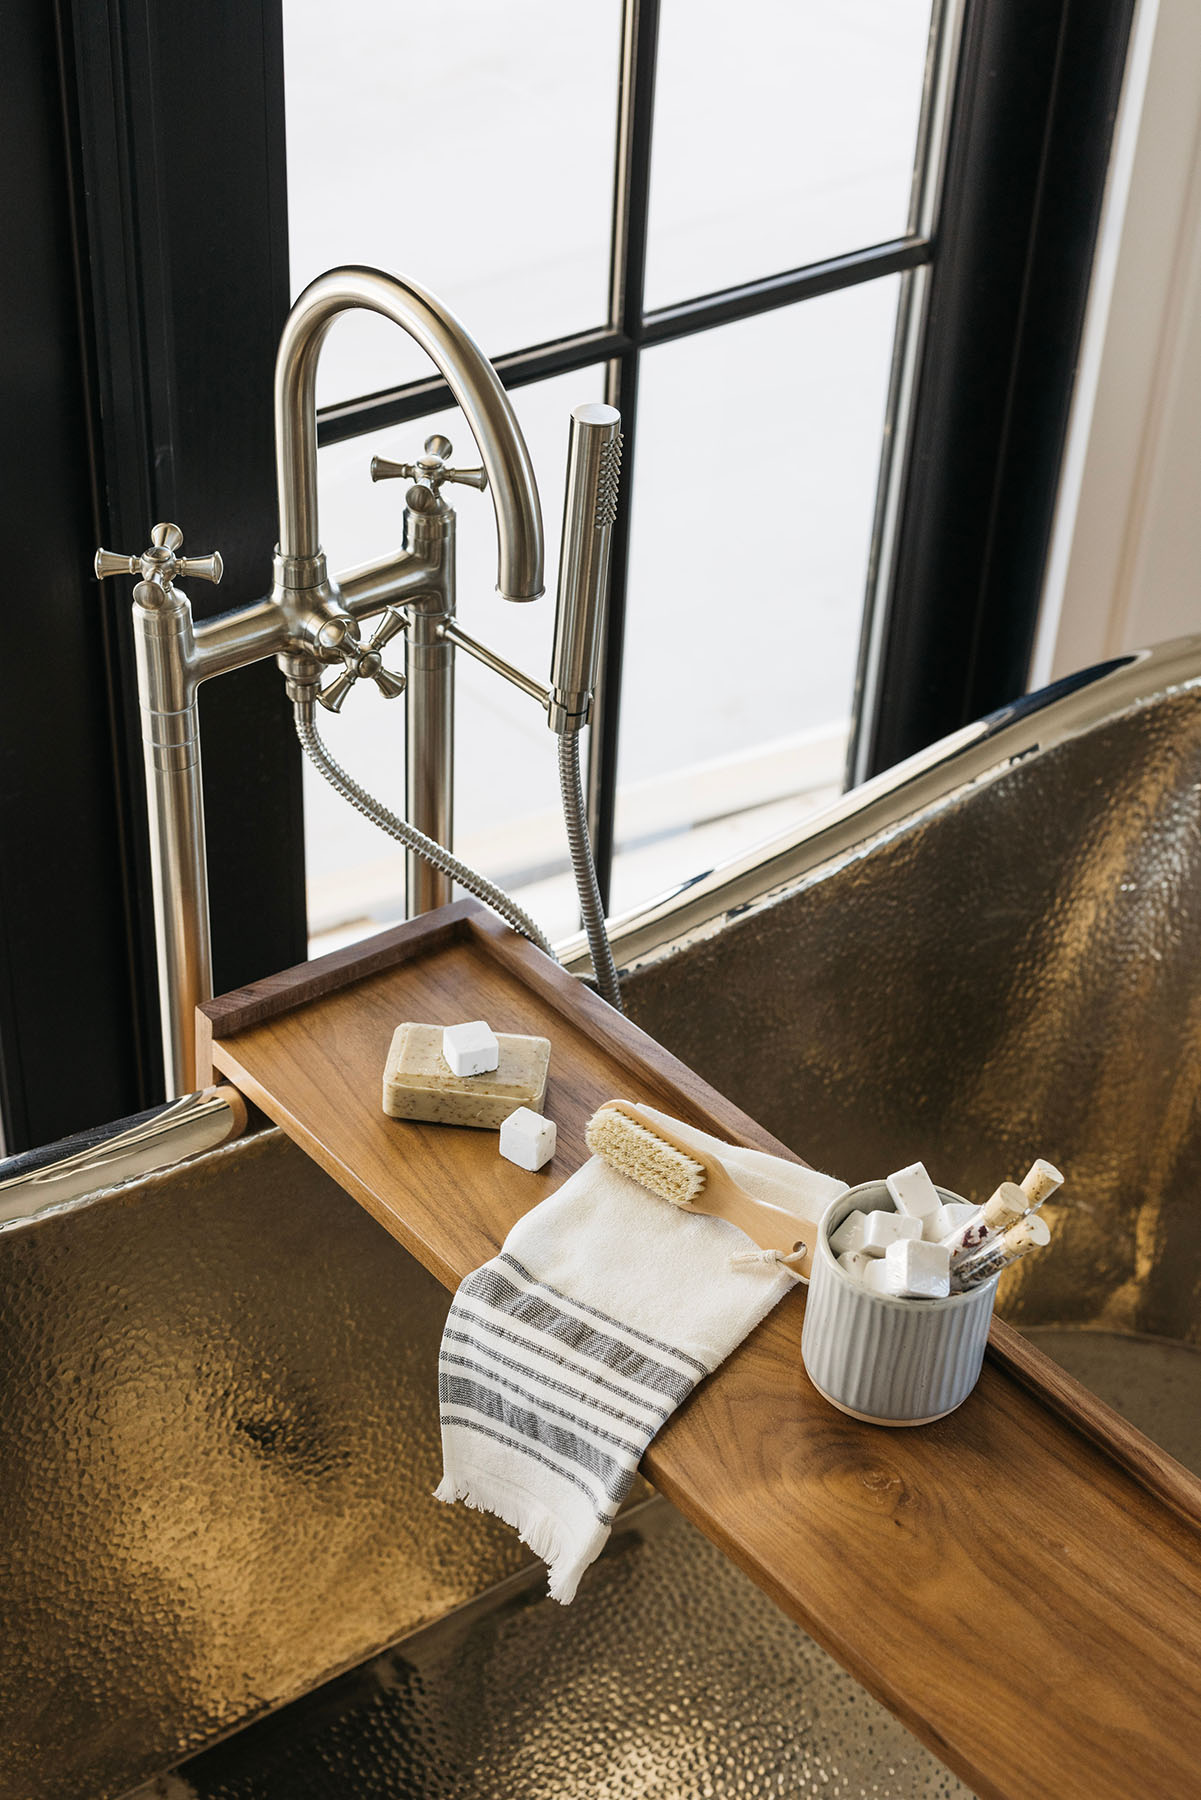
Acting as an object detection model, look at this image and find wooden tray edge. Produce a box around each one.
[195,900,479,1077]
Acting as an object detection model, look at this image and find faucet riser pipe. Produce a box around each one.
[403,498,455,915]
[406,607,455,916]
[134,597,212,1096]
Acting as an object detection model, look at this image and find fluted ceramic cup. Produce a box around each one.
[801,1180,997,1425]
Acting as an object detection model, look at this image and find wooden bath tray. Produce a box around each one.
[198,900,1201,1800]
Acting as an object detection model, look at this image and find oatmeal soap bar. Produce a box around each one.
[382,1021,550,1128]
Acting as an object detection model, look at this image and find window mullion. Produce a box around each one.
[588,0,660,911]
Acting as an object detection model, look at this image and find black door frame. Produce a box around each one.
[0,0,306,1151]
[850,0,1138,778]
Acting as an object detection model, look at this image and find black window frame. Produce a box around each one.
[310,0,937,902]
[0,0,1133,1150]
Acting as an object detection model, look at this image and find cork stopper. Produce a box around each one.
[1002,1212,1052,1254]
[981,1181,1029,1233]
[1020,1157,1064,1208]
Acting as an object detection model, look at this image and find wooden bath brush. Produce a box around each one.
[584,1098,821,1276]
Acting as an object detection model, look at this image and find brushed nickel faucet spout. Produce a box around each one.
[273,266,544,601]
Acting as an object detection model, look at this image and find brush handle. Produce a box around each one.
[617,1102,821,1274]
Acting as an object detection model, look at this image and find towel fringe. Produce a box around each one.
[434,1474,570,1577]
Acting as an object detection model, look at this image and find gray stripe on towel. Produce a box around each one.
[461,1268,696,1405]
[441,1413,615,1524]
[440,1352,644,1459]
[445,1309,673,1421]
[440,1376,634,1504]
[500,1253,711,1378]
[441,1325,664,1433]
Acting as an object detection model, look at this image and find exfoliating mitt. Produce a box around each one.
[435,1104,847,1603]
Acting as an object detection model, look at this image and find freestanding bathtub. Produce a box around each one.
[4,636,1200,1799]
[618,633,1201,1480]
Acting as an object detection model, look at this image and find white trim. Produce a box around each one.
[306,721,848,937]
[1035,0,1201,683]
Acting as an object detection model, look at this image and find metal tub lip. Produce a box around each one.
[559,635,1201,978]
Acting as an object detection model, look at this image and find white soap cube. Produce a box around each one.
[499,1105,557,1171]
[883,1236,951,1299]
[442,1019,499,1078]
[837,1249,874,1284]
[886,1160,942,1221]
[829,1210,872,1256]
[860,1209,922,1255]
[861,1258,895,1295]
[925,1200,977,1243]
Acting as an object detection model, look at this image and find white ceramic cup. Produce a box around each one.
[801,1179,998,1426]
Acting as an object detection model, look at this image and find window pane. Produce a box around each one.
[612,280,900,916]
[305,368,606,949]
[283,2,621,407]
[645,0,933,309]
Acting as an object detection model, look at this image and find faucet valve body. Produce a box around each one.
[268,549,358,661]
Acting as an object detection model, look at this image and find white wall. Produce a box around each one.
[1034,0,1201,683]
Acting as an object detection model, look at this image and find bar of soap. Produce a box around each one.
[383,1021,550,1129]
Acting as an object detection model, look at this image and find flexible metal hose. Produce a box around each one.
[558,731,624,1012]
[295,703,557,960]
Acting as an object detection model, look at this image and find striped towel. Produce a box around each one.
[434,1104,847,1603]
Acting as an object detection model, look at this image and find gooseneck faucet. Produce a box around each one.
[94,265,618,1104]
[267,268,545,924]
[272,268,543,600]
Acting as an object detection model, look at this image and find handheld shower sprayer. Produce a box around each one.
[546,403,625,1011]
[548,403,623,736]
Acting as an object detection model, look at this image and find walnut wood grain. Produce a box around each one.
[199,903,1201,1800]
[986,1311,1201,1532]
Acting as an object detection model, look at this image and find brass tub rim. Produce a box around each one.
[560,633,1201,980]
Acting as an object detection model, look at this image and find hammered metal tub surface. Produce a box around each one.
[0,1129,533,1800]
[0,1136,970,1800]
[623,677,1201,1430]
[128,1502,972,1800]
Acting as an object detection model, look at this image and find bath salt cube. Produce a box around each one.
[499,1106,557,1172]
[860,1209,923,1256]
[442,1020,499,1078]
[883,1236,951,1299]
[861,1258,894,1295]
[829,1210,873,1256]
[925,1201,977,1244]
[837,1250,874,1285]
[886,1160,942,1221]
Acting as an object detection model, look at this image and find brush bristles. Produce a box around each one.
[584,1108,707,1207]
